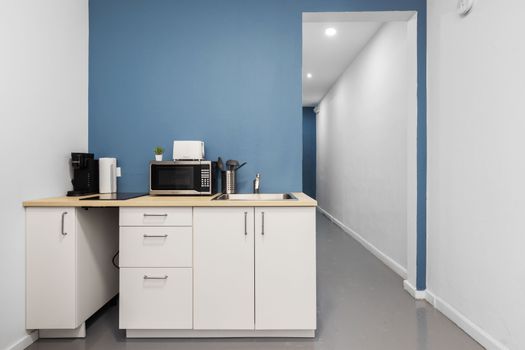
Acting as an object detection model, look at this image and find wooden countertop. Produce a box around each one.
[23,192,317,208]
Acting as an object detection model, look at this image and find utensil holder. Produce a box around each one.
[221,170,236,194]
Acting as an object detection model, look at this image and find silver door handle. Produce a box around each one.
[143,213,168,217]
[244,212,248,235]
[144,275,168,280]
[143,234,168,238]
[61,212,68,236]
[261,211,265,235]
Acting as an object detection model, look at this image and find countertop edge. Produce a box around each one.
[23,192,317,208]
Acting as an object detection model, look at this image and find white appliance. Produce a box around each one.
[172,141,205,160]
[99,158,121,193]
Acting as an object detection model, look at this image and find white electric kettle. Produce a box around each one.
[99,158,121,194]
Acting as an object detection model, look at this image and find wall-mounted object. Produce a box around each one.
[457,0,475,16]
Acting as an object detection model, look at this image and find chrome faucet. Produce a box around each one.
[253,173,260,194]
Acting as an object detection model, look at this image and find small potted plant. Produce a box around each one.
[154,146,164,161]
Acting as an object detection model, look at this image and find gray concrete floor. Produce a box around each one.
[27,212,483,350]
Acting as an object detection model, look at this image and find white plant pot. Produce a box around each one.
[155,154,163,161]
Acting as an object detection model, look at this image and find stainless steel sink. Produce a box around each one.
[213,193,297,201]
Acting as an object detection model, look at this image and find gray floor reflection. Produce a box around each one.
[416,301,429,350]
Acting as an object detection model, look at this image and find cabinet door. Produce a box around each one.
[254,207,316,330]
[26,207,77,329]
[193,207,254,330]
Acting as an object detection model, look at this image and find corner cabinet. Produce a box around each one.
[193,206,316,333]
[26,207,118,337]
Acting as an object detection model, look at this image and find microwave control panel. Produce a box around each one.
[200,166,211,190]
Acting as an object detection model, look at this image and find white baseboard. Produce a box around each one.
[403,280,427,300]
[5,331,38,350]
[318,206,407,279]
[424,289,436,306]
[426,290,508,350]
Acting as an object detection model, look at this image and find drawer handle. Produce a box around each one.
[143,213,168,217]
[61,212,68,236]
[143,234,168,238]
[144,275,168,280]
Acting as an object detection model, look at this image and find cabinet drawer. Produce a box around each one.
[119,268,192,329]
[120,226,192,267]
[119,207,192,227]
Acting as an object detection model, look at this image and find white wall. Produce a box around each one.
[317,22,411,275]
[0,1,88,349]
[427,1,525,349]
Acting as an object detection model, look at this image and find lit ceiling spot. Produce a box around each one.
[325,27,337,37]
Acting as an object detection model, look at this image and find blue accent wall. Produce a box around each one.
[302,107,316,198]
[89,0,426,289]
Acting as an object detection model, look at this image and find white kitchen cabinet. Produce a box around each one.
[26,207,118,333]
[193,206,316,332]
[26,207,76,329]
[119,206,194,331]
[193,207,255,330]
[25,199,316,338]
[119,268,192,329]
[254,207,316,330]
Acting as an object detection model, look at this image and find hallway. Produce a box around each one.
[27,212,482,350]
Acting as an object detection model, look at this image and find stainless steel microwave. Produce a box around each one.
[149,160,216,195]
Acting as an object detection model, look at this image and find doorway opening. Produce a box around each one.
[302,11,420,293]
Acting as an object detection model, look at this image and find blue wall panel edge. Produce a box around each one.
[416,5,427,291]
[302,107,316,199]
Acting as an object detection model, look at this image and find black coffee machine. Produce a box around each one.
[67,153,99,196]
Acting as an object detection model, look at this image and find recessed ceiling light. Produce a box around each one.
[306,73,313,79]
[325,27,337,37]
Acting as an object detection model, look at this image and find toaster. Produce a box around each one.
[172,140,205,160]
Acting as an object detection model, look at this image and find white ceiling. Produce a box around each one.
[302,18,384,107]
